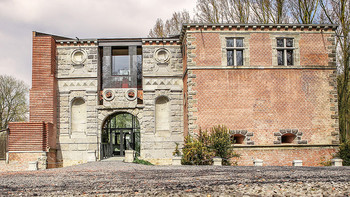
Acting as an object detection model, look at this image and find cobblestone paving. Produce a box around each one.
[0,161,349,196]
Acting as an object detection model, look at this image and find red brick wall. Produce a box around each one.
[192,33,222,66]
[8,122,46,151]
[232,147,337,166]
[45,122,56,149]
[7,152,43,170]
[183,74,189,136]
[191,69,335,145]
[300,34,331,66]
[249,33,272,66]
[30,32,57,126]
[47,150,57,168]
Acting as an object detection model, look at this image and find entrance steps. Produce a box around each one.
[101,157,124,162]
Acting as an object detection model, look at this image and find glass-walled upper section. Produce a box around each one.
[102,45,142,89]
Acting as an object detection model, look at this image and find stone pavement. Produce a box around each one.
[0,161,349,196]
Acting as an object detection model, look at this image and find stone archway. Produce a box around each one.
[101,112,140,158]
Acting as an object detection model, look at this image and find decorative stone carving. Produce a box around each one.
[125,89,137,101]
[103,89,115,101]
[154,48,171,63]
[71,49,87,65]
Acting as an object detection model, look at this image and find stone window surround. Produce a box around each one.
[274,129,307,144]
[226,37,244,66]
[229,130,254,145]
[271,34,300,66]
[221,33,250,67]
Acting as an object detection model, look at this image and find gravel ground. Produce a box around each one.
[0,161,349,196]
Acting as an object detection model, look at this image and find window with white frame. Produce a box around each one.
[226,38,244,66]
[277,38,294,66]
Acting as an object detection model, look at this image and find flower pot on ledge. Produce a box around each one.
[172,156,182,165]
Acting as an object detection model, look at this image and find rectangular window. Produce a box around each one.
[226,38,244,66]
[277,38,294,66]
[112,47,129,76]
[108,46,142,89]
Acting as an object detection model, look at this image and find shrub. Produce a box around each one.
[209,125,240,165]
[133,157,154,165]
[181,129,214,165]
[181,126,239,165]
[336,140,350,166]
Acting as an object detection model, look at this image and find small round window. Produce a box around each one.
[71,49,87,65]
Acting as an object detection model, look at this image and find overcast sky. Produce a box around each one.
[0,0,196,87]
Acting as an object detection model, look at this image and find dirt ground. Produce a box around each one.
[0,161,349,196]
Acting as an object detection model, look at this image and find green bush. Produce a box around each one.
[209,125,240,165]
[181,126,239,165]
[336,140,350,166]
[181,129,214,165]
[133,157,154,165]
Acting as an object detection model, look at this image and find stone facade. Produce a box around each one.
[141,43,183,164]
[5,24,340,168]
[56,44,99,167]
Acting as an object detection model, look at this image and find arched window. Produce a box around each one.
[281,133,296,143]
[155,96,170,131]
[232,134,245,144]
[71,98,86,132]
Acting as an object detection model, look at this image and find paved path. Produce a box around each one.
[0,161,349,196]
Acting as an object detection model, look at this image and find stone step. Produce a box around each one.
[101,157,124,162]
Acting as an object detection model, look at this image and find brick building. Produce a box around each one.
[7,23,339,168]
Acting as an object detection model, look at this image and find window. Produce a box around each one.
[277,38,294,66]
[112,47,129,76]
[226,38,244,66]
[110,46,142,88]
[231,134,245,144]
[281,133,296,143]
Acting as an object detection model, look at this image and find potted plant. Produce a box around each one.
[172,142,182,165]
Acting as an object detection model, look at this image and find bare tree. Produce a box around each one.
[148,18,166,38]
[321,0,350,140]
[149,10,193,38]
[289,0,320,24]
[164,10,192,36]
[221,0,251,23]
[0,75,29,130]
[195,0,225,23]
[250,0,288,23]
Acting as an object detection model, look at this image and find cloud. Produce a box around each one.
[0,0,196,87]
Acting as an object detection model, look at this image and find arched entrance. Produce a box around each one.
[101,113,140,158]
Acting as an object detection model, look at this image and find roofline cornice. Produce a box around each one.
[179,23,338,42]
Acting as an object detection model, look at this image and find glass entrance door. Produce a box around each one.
[112,129,135,156]
[102,113,140,158]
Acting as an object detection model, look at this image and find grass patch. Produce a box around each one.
[133,157,153,165]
